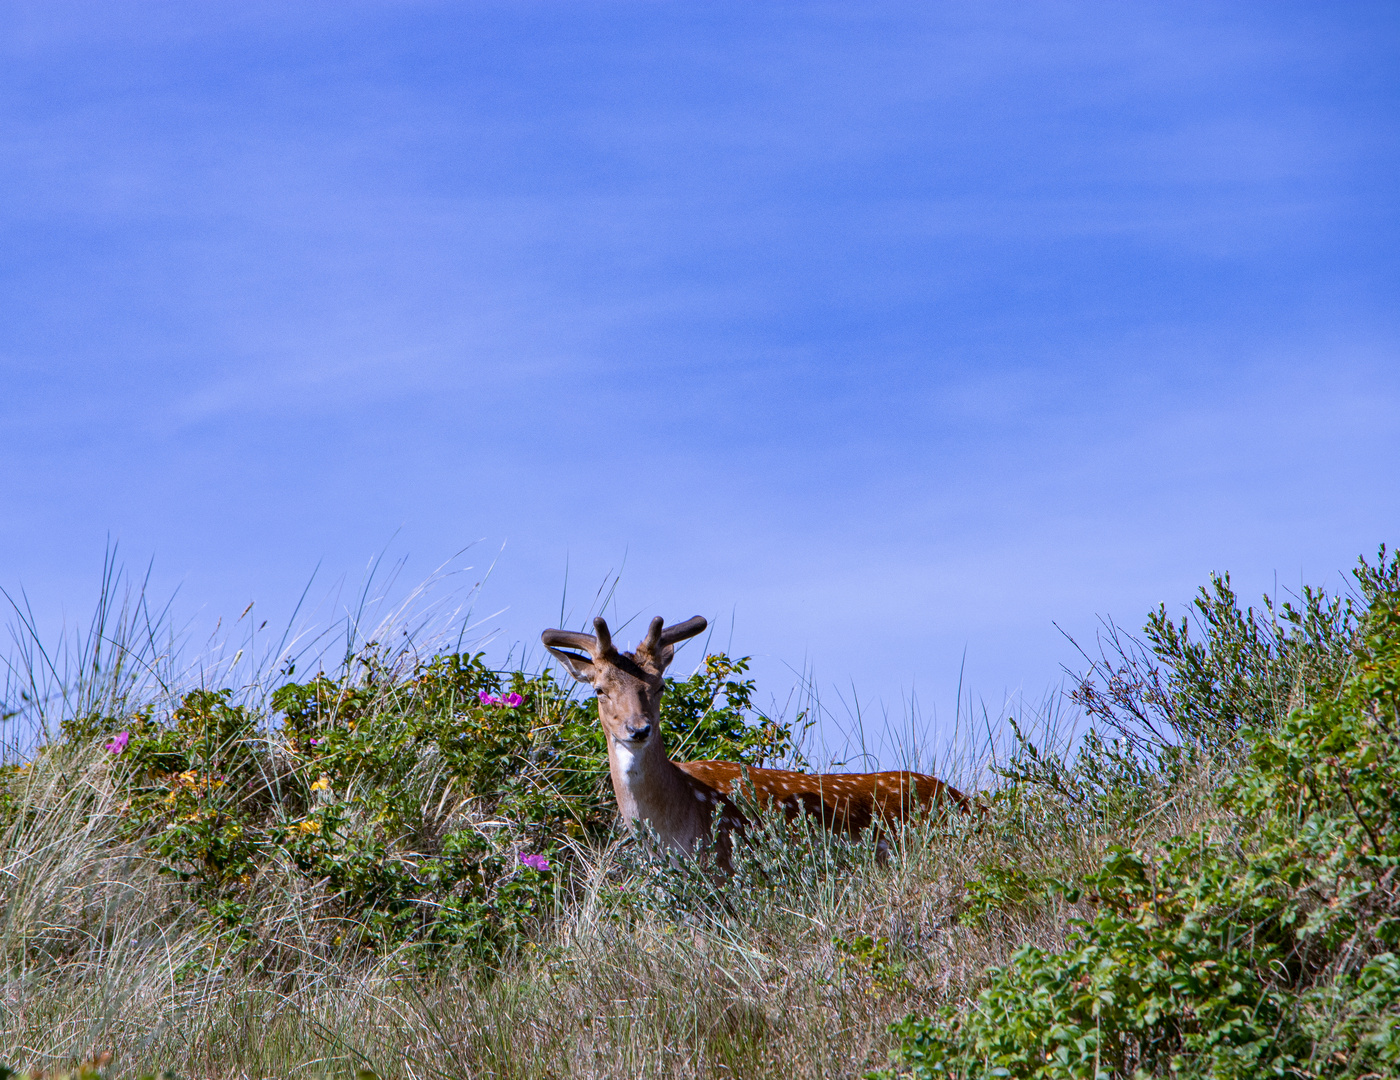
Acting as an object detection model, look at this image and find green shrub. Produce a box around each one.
[881,577,1400,1079]
[1068,548,1399,760]
[660,653,810,768]
[20,648,791,964]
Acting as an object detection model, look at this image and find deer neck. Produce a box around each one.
[606,730,699,846]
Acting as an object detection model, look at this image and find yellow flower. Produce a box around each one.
[310,775,331,792]
[298,819,321,834]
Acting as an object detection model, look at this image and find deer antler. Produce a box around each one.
[592,616,617,657]
[540,616,623,661]
[636,615,707,673]
[540,627,598,656]
[635,616,666,672]
[661,616,707,646]
[544,615,704,672]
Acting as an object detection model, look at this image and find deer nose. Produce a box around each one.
[625,723,652,743]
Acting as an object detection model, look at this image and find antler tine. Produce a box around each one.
[632,616,667,672]
[660,615,707,646]
[540,628,598,656]
[592,616,618,657]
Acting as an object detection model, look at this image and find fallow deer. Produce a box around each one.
[541,614,969,865]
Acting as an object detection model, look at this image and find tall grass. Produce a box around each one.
[1,756,1134,1078]
[3,552,1394,1077]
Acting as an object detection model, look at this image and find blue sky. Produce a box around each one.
[2,1,1397,761]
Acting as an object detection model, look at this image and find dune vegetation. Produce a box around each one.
[2,550,1398,1079]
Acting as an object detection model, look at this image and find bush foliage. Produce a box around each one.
[882,549,1400,1079]
[8,648,798,965]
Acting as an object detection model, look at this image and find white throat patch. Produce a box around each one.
[612,738,645,779]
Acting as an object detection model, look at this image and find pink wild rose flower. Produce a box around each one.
[105,731,130,754]
[517,853,550,872]
[503,692,524,708]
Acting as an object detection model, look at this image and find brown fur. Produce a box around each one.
[542,614,968,868]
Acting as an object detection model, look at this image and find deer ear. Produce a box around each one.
[545,646,597,684]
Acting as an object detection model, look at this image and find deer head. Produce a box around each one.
[542,614,708,841]
[542,614,707,744]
